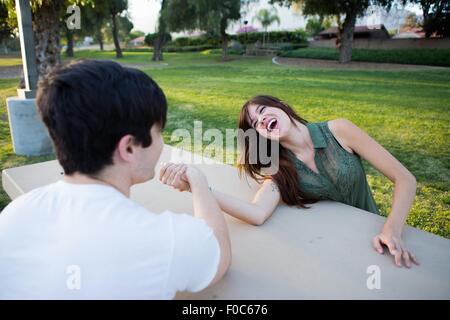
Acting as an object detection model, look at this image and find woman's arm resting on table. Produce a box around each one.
[159,163,281,226]
[329,118,419,268]
[212,179,281,226]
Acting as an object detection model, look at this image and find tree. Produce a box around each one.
[84,0,110,51]
[62,20,74,57]
[253,8,280,45]
[0,1,14,54]
[305,15,332,37]
[152,0,168,61]
[145,31,171,46]
[62,3,94,58]
[410,0,449,37]
[117,15,133,42]
[207,0,241,60]
[61,1,114,57]
[164,0,250,61]
[107,0,128,58]
[2,0,100,77]
[271,0,396,63]
[30,0,66,77]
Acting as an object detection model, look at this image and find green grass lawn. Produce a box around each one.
[1,50,449,238]
[281,47,450,67]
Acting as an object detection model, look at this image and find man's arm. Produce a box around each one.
[160,163,232,285]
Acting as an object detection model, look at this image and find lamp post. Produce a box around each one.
[244,20,248,44]
[15,0,38,99]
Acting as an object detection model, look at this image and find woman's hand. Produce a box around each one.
[372,229,419,268]
[159,162,191,192]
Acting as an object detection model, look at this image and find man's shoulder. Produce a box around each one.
[1,182,56,213]
[0,180,203,234]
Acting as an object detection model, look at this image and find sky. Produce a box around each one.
[127,0,423,36]
[127,0,307,34]
[128,0,160,34]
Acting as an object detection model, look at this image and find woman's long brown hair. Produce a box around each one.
[238,95,318,208]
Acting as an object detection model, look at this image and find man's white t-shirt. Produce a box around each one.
[0,180,220,299]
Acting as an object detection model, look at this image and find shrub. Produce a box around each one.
[169,35,221,47]
[165,30,309,49]
[164,44,216,52]
[280,47,450,67]
[230,30,308,45]
[144,32,172,47]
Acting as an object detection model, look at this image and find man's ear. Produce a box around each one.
[116,134,136,163]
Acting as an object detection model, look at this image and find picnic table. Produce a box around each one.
[2,145,450,299]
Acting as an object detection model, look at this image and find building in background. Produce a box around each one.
[316,25,390,41]
[129,36,145,46]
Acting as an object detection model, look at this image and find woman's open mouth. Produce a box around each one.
[265,118,279,132]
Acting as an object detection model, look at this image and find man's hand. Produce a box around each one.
[159,162,208,192]
[159,162,190,192]
[372,230,419,268]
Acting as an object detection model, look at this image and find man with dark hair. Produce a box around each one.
[0,60,231,299]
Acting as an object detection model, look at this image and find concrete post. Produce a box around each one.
[6,98,53,156]
[5,0,52,156]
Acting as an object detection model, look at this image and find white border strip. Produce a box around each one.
[272,56,282,65]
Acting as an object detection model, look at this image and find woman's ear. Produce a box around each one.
[117,134,136,163]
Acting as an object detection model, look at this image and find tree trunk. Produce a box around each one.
[338,11,357,64]
[2,40,7,54]
[221,33,229,61]
[111,14,123,58]
[152,35,164,61]
[220,17,229,61]
[335,15,342,50]
[65,29,74,57]
[422,3,432,38]
[32,0,64,78]
[97,29,104,51]
[95,11,104,51]
[152,0,166,61]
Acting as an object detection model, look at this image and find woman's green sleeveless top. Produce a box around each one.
[288,121,380,215]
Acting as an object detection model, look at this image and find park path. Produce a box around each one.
[273,56,449,71]
[0,65,23,79]
[3,55,448,80]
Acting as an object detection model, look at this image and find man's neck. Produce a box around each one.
[63,171,131,197]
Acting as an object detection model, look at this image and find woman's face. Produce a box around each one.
[245,103,292,140]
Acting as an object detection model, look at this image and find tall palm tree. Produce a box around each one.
[253,7,280,46]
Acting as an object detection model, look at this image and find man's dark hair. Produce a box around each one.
[37,59,167,175]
